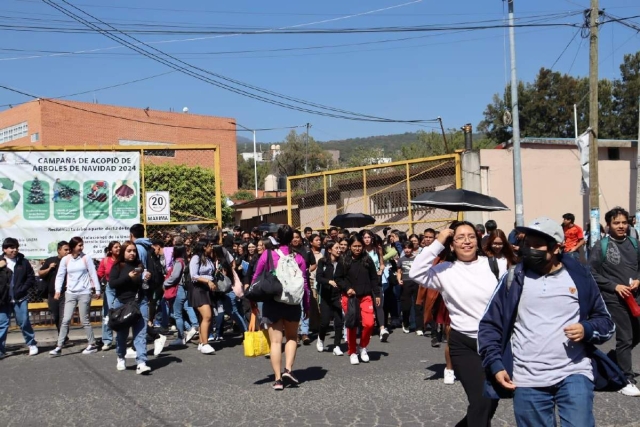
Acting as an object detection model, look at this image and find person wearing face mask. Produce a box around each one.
[409,221,506,426]
[479,217,622,427]
[589,207,640,397]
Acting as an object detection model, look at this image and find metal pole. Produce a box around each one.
[508,0,524,227]
[305,123,310,174]
[636,95,640,235]
[573,104,579,142]
[437,116,450,153]
[253,130,258,198]
[588,0,600,248]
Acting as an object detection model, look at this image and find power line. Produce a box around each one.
[0,83,306,132]
[550,28,581,70]
[40,0,438,123]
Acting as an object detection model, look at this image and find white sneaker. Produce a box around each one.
[153,334,167,356]
[185,327,198,343]
[333,346,344,356]
[82,345,98,355]
[402,325,410,334]
[444,368,456,385]
[136,363,151,375]
[49,347,62,357]
[101,343,112,352]
[125,347,137,359]
[360,347,370,363]
[116,358,126,371]
[619,383,640,397]
[416,330,424,336]
[28,345,39,356]
[169,337,185,347]
[169,325,177,332]
[200,344,215,354]
[380,328,389,342]
[316,338,324,352]
[350,353,360,365]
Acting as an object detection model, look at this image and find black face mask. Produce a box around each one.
[520,246,549,274]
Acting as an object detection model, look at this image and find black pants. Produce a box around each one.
[607,299,640,382]
[318,296,344,347]
[48,294,65,333]
[401,280,424,331]
[448,329,499,427]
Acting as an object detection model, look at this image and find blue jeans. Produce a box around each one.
[299,300,309,335]
[102,285,116,345]
[114,297,148,364]
[513,374,594,427]
[172,286,198,338]
[0,300,36,355]
[214,291,247,336]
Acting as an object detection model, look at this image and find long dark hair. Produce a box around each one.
[342,234,372,269]
[117,240,140,267]
[443,221,480,262]
[69,236,83,253]
[192,239,212,267]
[105,240,120,258]
[278,224,295,254]
[173,244,187,261]
[484,229,519,267]
[213,245,232,277]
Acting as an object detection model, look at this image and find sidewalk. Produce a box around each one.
[7,325,103,346]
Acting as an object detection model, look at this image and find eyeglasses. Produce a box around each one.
[453,235,477,243]
[492,243,504,247]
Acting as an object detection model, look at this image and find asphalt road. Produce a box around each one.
[1,326,640,427]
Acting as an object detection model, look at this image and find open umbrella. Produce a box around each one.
[258,223,279,233]
[330,213,376,228]
[411,189,509,212]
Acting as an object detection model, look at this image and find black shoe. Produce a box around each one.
[272,380,284,391]
[302,335,311,346]
[431,336,440,348]
[282,369,299,385]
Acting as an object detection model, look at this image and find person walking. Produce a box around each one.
[165,243,197,346]
[39,241,69,336]
[410,221,505,427]
[479,217,618,426]
[0,238,39,358]
[97,241,120,351]
[335,234,381,365]
[50,237,101,356]
[189,239,217,354]
[251,225,310,390]
[109,241,152,374]
[292,230,315,345]
[315,241,344,355]
[397,241,424,336]
[589,207,640,396]
[362,230,390,342]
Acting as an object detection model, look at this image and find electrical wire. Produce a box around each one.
[40,0,438,123]
[550,29,581,70]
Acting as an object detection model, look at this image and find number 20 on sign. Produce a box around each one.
[146,191,171,223]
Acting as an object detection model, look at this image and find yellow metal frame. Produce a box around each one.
[286,153,462,231]
[0,143,223,232]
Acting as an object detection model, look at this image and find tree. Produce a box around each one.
[397,130,466,160]
[231,190,255,201]
[237,155,270,191]
[613,52,640,139]
[28,177,45,204]
[346,146,389,167]
[275,130,333,177]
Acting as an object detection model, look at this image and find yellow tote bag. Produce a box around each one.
[243,310,270,357]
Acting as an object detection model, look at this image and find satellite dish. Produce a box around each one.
[182,107,189,113]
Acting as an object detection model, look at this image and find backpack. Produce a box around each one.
[163,258,185,300]
[274,249,305,305]
[139,242,164,291]
[600,235,640,262]
[489,256,516,293]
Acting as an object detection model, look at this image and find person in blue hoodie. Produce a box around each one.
[478,217,624,427]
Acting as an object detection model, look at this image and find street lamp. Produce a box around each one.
[234,122,258,198]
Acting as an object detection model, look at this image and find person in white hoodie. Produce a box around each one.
[409,221,505,427]
[50,236,101,356]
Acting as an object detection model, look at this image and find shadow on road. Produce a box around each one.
[148,355,182,371]
[253,365,329,385]
[366,351,388,361]
[424,363,446,380]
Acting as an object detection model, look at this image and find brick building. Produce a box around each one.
[0,99,238,194]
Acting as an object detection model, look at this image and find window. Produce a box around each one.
[143,149,175,157]
[31,133,39,143]
[607,148,620,161]
[0,122,28,144]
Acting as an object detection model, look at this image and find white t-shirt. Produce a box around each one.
[409,240,505,339]
[6,257,16,272]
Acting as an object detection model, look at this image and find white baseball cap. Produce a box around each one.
[516,217,565,245]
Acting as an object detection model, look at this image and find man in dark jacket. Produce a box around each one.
[589,207,640,396]
[38,241,69,334]
[478,217,620,426]
[0,237,39,358]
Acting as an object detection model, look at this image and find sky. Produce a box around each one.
[1,0,639,144]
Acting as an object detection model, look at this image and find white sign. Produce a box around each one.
[0,151,140,258]
[146,191,170,223]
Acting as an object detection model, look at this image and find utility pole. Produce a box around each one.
[636,95,640,234]
[304,123,310,174]
[508,0,524,227]
[588,0,600,247]
[437,117,450,153]
[234,122,259,198]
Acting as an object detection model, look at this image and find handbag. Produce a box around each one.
[163,259,184,300]
[243,309,270,357]
[245,250,283,302]
[108,300,142,331]
[344,296,361,329]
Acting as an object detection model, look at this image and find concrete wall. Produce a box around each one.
[479,146,636,231]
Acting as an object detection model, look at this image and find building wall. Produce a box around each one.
[0,100,238,194]
[480,146,636,231]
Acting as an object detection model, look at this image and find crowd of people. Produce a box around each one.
[1,207,639,425]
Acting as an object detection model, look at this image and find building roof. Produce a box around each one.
[233,196,288,209]
[498,137,638,149]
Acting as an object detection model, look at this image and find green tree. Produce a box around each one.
[613,52,640,139]
[231,189,255,201]
[237,155,270,191]
[346,146,389,167]
[144,163,218,222]
[275,130,333,177]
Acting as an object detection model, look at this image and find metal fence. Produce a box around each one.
[286,154,461,234]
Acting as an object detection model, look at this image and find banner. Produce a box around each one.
[576,130,590,195]
[0,151,140,259]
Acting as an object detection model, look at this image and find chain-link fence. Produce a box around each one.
[287,154,461,234]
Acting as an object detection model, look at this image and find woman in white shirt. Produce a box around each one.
[410,221,505,427]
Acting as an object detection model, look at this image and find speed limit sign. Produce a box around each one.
[146,191,171,223]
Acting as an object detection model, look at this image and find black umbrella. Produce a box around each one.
[258,223,280,233]
[330,213,376,228]
[410,189,509,212]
